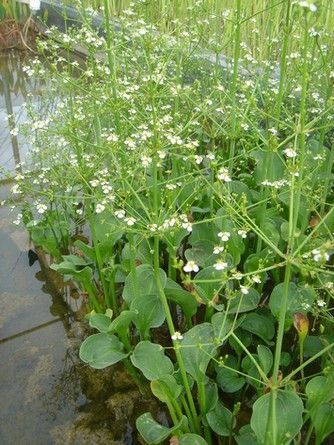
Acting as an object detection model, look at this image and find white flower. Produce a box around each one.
[325,282,333,289]
[238,229,247,238]
[183,261,199,273]
[36,203,47,214]
[213,245,224,254]
[171,331,183,341]
[218,231,231,242]
[214,261,228,271]
[317,299,326,307]
[115,209,125,219]
[217,167,232,182]
[11,184,22,195]
[182,221,193,232]
[90,179,100,187]
[312,248,330,262]
[240,285,249,295]
[252,275,261,284]
[194,155,203,164]
[283,148,297,158]
[13,213,22,225]
[125,217,136,226]
[299,1,317,12]
[96,203,105,214]
[232,272,243,280]
[157,150,166,159]
[76,209,83,215]
[269,127,278,136]
[141,155,152,167]
[10,127,19,136]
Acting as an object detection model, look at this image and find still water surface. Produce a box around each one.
[0,50,160,445]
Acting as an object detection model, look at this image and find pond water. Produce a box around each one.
[0,50,162,445]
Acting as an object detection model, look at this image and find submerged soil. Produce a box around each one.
[0,19,38,51]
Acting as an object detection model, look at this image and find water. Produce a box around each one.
[0,50,163,445]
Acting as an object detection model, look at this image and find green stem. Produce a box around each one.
[88,210,111,310]
[154,237,200,433]
[228,0,241,174]
[198,380,212,445]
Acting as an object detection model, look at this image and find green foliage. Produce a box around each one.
[251,391,304,445]
[11,0,334,442]
[79,333,128,368]
[131,341,174,380]
[136,412,188,444]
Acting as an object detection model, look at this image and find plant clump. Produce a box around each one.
[5,0,334,444]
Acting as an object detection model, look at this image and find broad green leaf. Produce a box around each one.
[108,310,136,337]
[311,402,334,445]
[228,288,261,314]
[136,412,187,444]
[74,239,96,261]
[257,345,273,376]
[211,312,244,344]
[185,240,217,267]
[194,266,228,303]
[205,381,219,413]
[206,401,233,437]
[123,264,167,304]
[92,213,123,244]
[89,313,112,333]
[216,356,245,393]
[130,294,165,338]
[79,333,128,369]
[150,375,182,403]
[269,283,316,326]
[306,373,334,412]
[164,278,198,321]
[163,228,188,250]
[131,341,174,380]
[303,336,324,357]
[189,222,217,245]
[240,313,275,344]
[251,391,303,445]
[235,425,258,445]
[179,433,208,445]
[180,323,216,382]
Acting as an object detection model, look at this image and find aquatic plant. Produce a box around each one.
[7,0,334,443]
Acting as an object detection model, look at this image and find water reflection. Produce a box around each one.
[0,50,35,177]
[0,50,162,445]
